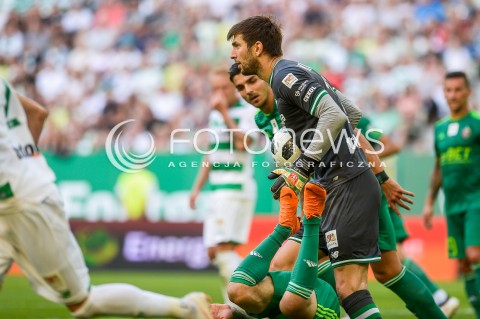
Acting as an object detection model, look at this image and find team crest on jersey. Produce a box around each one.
[325,230,338,250]
[462,126,472,139]
[282,73,298,89]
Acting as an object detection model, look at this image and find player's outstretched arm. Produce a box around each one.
[18,94,48,145]
[422,157,442,229]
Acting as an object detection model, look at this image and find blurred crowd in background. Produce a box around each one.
[0,0,479,156]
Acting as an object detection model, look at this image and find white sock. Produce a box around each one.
[214,250,243,282]
[71,283,193,318]
[433,288,449,306]
[214,250,242,303]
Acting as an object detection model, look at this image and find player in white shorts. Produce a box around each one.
[0,79,213,319]
[190,69,257,303]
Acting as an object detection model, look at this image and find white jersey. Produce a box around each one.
[208,100,257,196]
[0,80,56,212]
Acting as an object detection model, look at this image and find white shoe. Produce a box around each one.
[182,292,214,319]
[440,296,460,318]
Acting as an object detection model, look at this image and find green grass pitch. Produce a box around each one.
[0,271,475,318]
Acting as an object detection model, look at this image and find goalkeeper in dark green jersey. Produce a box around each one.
[229,63,448,318]
[423,71,480,318]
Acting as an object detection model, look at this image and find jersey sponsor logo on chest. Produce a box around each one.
[447,123,459,136]
[282,73,298,89]
[303,86,317,102]
[295,81,308,96]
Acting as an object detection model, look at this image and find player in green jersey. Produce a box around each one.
[211,183,340,319]
[358,117,460,317]
[229,64,447,319]
[228,63,280,140]
[423,71,480,318]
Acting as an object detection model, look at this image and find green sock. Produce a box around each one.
[466,270,480,317]
[384,267,447,319]
[318,260,336,291]
[230,224,290,286]
[402,258,439,294]
[474,263,480,299]
[286,216,320,299]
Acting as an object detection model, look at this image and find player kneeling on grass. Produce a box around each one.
[210,183,340,319]
[0,79,212,319]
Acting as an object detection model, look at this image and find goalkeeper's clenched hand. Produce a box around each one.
[268,154,318,200]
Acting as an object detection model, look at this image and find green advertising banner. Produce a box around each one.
[45,151,440,222]
[45,152,280,222]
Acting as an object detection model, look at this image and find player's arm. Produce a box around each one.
[333,89,362,129]
[334,89,402,157]
[18,94,48,145]
[211,92,252,150]
[189,155,211,209]
[333,93,400,158]
[275,70,349,162]
[378,134,400,158]
[357,132,414,216]
[365,131,400,158]
[422,157,442,229]
[268,70,349,198]
[274,71,354,163]
[357,116,400,158]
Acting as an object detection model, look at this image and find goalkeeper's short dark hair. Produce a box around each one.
[229,63,241,83]
[227,15,283,58]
